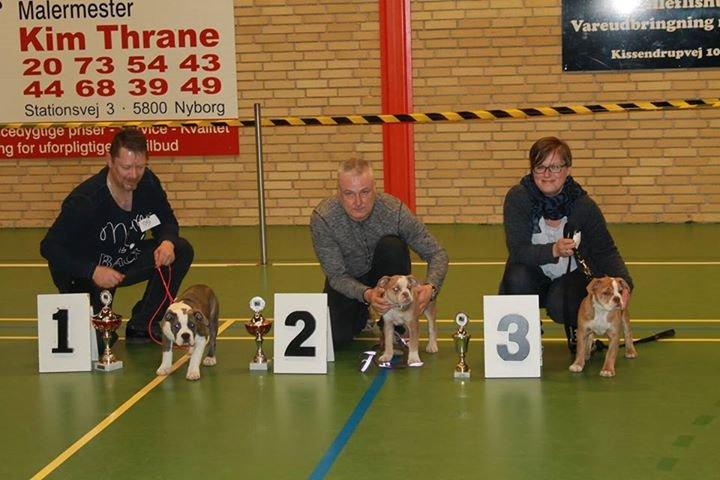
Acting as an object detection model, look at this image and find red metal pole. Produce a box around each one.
[379,0,415,211]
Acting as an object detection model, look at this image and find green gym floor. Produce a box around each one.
[1,224,718,479]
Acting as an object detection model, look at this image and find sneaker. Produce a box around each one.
[375,318,407,339]
[392,330,409,349]
[361,317,376,333]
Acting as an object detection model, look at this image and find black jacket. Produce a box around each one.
[41,166,179,281]
[503,183,633,289]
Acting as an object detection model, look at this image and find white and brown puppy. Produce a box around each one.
[156,284,219,381]
[569,276,637,377]
[376,275,438,366]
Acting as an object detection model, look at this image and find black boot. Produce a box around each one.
[564,323,577,354]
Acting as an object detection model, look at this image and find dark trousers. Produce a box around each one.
[499,262,588,327]
[49,237,194,338]
[324,235,411,350]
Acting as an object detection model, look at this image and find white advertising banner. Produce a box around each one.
[0,0,238,124]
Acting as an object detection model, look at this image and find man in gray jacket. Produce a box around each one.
[310,158,448,349]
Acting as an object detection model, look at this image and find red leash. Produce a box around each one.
[145,264,174,345]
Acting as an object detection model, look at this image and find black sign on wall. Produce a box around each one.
[563,0,720,71]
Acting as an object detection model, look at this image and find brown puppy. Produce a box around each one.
[156,284,219,381]
[376,275,438,367]
[569,276,637,377]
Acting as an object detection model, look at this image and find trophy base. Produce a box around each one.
[249,361,269,371]
[454,370,471,379]
[94,360,123,372]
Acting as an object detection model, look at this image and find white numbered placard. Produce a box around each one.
[37,294,93,373]
[483,295,541,378]
[273,293,332,374]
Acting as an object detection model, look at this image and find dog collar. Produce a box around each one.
[391,302,412,312]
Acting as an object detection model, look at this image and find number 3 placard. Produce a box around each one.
[37,293,94,373]
[273,293,332,374]
[483,295,541,378]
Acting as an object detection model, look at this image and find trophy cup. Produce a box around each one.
[91,290,123,372]
[453,312,471,379]
[245,296,272,371]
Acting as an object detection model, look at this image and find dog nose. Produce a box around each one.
[181,332,191,342]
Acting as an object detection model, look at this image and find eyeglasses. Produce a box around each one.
[532,163,567,175]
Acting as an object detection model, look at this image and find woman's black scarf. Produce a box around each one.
[520,174,586,233]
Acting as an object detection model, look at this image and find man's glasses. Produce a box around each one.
[532,163,566,174]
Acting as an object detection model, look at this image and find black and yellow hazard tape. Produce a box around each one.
[2,97,719,130]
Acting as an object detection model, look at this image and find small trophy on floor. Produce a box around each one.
[91,290,123,372]
[453,312,471,379]
[245,296,272,371]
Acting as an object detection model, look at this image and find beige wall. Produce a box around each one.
[2,0,719,228]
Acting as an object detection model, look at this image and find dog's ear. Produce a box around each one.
[586,278,602,295]
[616,277,630,293]
[193,310,209,326]
[377,276,391,288]
[406,275,420,288]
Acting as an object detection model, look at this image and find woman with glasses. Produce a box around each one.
[499,136,632,352]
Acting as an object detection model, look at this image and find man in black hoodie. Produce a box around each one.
[41,127,194,349]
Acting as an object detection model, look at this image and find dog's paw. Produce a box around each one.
[599,369,615,377]
[408,354,422,366]
[156,366,172,376]
[425,342,438,353]
[568,363,584,373]
[186,369,201,381]
[203,356,217,367]
[378,353,393,363]
[625,349,638,359]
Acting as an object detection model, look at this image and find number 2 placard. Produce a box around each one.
[483,295,541,378]
[273,294,330,374]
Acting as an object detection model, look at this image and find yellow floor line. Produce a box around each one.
[3,260,720,268]
[31,319,236,480]
[0,317,249,323]
[270,261,720,267]
[2,317,719,323]
[354,337,720,343]
[5,336,720,342]
[192,263,257,267]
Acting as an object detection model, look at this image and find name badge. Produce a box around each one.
[138,214,160,232]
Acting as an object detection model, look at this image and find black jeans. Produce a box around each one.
[324,235,411,350]
[498,262,589,327]
[49,237,194,337]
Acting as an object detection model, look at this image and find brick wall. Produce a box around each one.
[1,0,718,228]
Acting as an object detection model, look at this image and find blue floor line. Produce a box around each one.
[308,368,388,480]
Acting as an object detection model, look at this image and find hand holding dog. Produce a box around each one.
[413,283,434,313]
[92,265,125,288]
[364,286,391,314]
[154,240,175,268]
[552,238,576,258]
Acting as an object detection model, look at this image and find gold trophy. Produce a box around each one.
[91,290,123,372]
[453,312,471,379]
[245,296,272,371]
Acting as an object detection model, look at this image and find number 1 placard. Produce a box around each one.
[273,293,329,374]
[37,293,93,373]
[483,295,541,378]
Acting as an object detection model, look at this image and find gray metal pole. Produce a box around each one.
[254,103,268,265]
